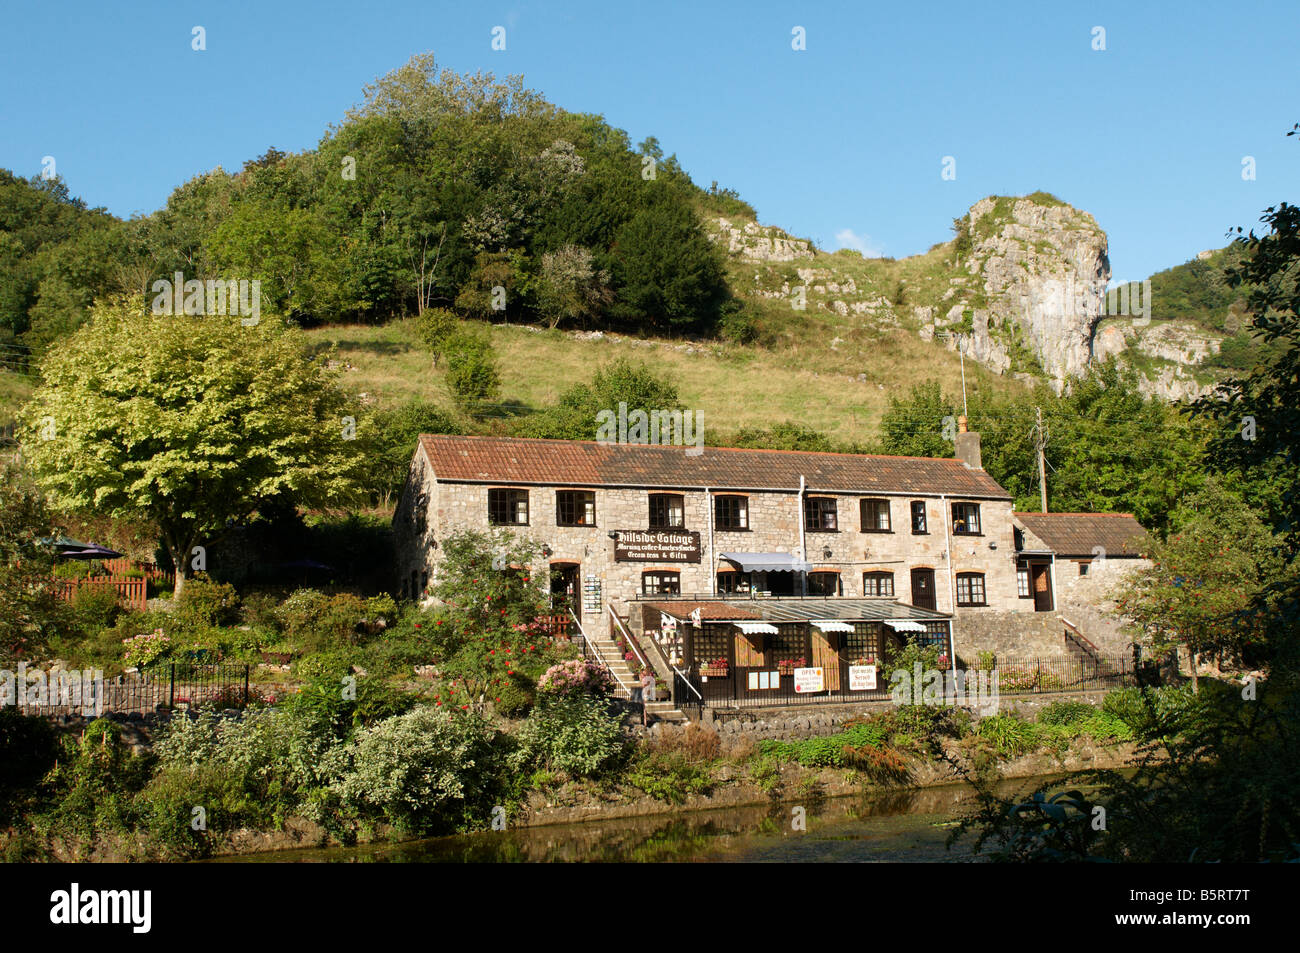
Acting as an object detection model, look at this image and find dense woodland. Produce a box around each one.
[0,55,753,364]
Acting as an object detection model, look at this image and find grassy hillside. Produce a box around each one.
[305,313,1031,447]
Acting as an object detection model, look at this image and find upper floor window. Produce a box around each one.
[805,497,838,532]
[1017,565,1031,598]
[910,501,928,534]
[863,571,895,597]
[556,490,596,527]
[715,494,749,531]
[1078,561,1091,576]
[952,502,982,535]
[807,571,841,596]
[488,488,529,525]
[956,572,987,607]
[860,499,892,532]
[649,493,685,529]
[716,570,750,594]
[642,571,681,595]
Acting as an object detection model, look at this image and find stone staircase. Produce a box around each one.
[588,636,639,696]
[585,624,688,724]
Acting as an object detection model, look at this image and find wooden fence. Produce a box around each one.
[101,557,174,585]
[51,576,148,612]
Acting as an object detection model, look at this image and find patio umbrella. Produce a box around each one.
[39,537,124,560]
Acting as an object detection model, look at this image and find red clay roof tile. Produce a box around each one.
[418,435,1012,499]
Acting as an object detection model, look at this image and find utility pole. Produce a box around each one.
[1034,406,1048,513]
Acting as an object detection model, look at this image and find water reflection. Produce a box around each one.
[224,777,1067,863]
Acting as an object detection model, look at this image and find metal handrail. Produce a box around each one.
[569,608,632,695]
[608,605,649,669]
[609,605,702,703]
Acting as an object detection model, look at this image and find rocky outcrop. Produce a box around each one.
[1093,320,1220,400]
[714,196,1232,402]
[710,217,814,262]
[920,196,1111,390]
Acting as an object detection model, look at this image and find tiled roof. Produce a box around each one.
[643,598,949,623]
[645,601,761,621]
[418,435,1011,499]
[1015,512,1150,558]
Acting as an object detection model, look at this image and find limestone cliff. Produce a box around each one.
[711,195,1234,401]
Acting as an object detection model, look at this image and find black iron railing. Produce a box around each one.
[6,664,252,717]
[672,654,1136,711]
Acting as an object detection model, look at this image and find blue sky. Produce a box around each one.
[1,0,1296,280]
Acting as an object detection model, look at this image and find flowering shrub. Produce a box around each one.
[328,706,495,833]
[513,694,628,778]
[123,629,171,669]
[538,658,615,698]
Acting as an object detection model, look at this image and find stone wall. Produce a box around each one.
[952,609,1070,660]
[682,689,1112,742]
[1053,555,1148,655]
[401,461,1033,632]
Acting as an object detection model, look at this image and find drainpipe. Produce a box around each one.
[798,475,807,596]
[705,487,715,596]
[941,493,958,687]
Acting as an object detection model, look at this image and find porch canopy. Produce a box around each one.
[644,597,951,629]
[719,552,811,573]
[811,620,854,633]
[735,621,780,635]
[884,620,926,633]
[740,598,950,626]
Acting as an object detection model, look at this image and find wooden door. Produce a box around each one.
[911,568,937,611]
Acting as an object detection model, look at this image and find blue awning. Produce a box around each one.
[719,552,810,573]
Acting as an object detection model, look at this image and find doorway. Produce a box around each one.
[550,562,581,623]
[1031,563,1054,612]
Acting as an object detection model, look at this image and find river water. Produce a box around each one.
[228,776,1065,863]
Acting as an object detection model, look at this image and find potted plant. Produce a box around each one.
[701,656,729,677]
[777,656,807,675]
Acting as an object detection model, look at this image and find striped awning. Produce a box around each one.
[735,622,780,635]
[812,620,854,633]
[885,619,927,633]
[719,552,810,573]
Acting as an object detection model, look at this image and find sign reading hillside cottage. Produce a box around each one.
[614,530,702,563]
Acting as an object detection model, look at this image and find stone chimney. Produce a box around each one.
[955,414,982,469]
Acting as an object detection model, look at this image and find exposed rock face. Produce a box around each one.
[710,217,814,262]
[713,195,1230,402]
[1092,320,1220,400]
[931,197,1111,390]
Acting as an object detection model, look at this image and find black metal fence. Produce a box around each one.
[5,664,251,717]
[672,654,1136,714]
